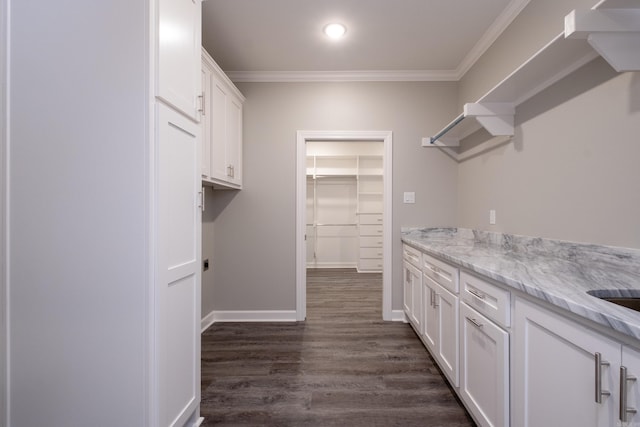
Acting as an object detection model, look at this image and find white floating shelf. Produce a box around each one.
[423,0,639,150]
[565,2,640,72]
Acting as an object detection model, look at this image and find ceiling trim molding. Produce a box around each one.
[454,0,531,79]
[227,70,459,83]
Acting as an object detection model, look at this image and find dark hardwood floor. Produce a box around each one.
[200,268,476,426]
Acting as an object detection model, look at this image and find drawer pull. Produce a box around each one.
[620,366,637,422]
[467,317,483,328]
[468,288,486,300]
[595,352,611,403]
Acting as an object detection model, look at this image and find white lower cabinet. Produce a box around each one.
[460,302,509,427]
[423,274,459,386]
[402,245,640,427]
[514,297,621,427]
[403,260,422,333]
[621,346,640,426]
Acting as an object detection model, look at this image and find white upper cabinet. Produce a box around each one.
[158,0,202,121]
[201,48,245,189]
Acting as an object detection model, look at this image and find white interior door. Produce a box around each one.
[157,103,201,427]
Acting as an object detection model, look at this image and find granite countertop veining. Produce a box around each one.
[401,227,640,341]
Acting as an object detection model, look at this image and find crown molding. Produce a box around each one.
[454,0,531,79]
[226,69,459,83]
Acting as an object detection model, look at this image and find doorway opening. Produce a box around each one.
[296,131,393,321]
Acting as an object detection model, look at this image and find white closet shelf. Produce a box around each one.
[565,1,640,72]
[423,0,639,149]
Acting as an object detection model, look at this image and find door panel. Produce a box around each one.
[157,103,201,427]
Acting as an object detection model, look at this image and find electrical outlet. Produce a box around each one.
[489,210,496,225]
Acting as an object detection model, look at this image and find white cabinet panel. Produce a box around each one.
[460,302,509,427]
[461,271,511,328]
[403,260,422,333]
[422,274,438,352]
[157,0,201,120]
[513,297,620,427]
[437,284,459,386]
[157,104,201,427]
[423,253,459,293]
[201,48,244,189]
[621,346,640,426]
[423,274,459,386]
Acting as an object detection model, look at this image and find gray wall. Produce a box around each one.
[9,1,148,425]
[456,0,640,248]
[458,0,596,106]
[203,0,640,318]
[458,60,640,247]
[206,82,458,312]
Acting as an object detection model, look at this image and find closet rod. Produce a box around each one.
[314,223,358,226]
[428,113,465,144]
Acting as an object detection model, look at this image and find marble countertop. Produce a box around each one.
[401,228,640,341]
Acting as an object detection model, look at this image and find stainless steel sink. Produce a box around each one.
[587,290,640,312]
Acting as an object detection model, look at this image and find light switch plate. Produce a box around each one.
[490,209,496,225]
[403,192,415,204]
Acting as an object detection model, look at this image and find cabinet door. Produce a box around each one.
[403,261,412,319]
[621,346,640,426]
[226,95,242,186]
[209,76,228,182]
[422,274,438,352]
[157,0,202,120]
[201,62,211,178]
[157,103,201,427]
[403,262,422,332]
[460,302,509,427]
[513,298,620,427]
[436,284,459,387]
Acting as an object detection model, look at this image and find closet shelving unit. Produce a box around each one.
[423,0,640,158]
[306,154,384,272]
[356,156,384,273]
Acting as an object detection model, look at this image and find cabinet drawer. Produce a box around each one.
[423,254,459,294]
[359,225,382,236]
[359,214,383,225]
[360,247,383,259]
[461,271,510,328]
[403,244,422,268]
[361,236,383,248]
[359,258,383,271]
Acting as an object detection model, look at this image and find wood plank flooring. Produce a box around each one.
[200,268,476,426]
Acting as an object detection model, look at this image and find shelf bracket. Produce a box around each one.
[423,102,514,147]
[565,8,640,72]
[464,102,515,137]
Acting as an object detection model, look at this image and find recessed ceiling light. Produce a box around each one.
[323,23,346,39]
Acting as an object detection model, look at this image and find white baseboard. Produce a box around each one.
[211,310,298,322]
[306,262,358,269]
[201,310,216,333]
[391,309,407,322]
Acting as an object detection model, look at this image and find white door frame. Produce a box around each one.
[296,130,393,321]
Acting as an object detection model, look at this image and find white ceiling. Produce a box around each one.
[202,0,530,82]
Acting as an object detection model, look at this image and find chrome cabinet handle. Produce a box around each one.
[620,366,637,422]
[595,352,611,403]
[467,317,483,328]
[198,92,205,115]
[433,291,439,308]
[468,288,486,300]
